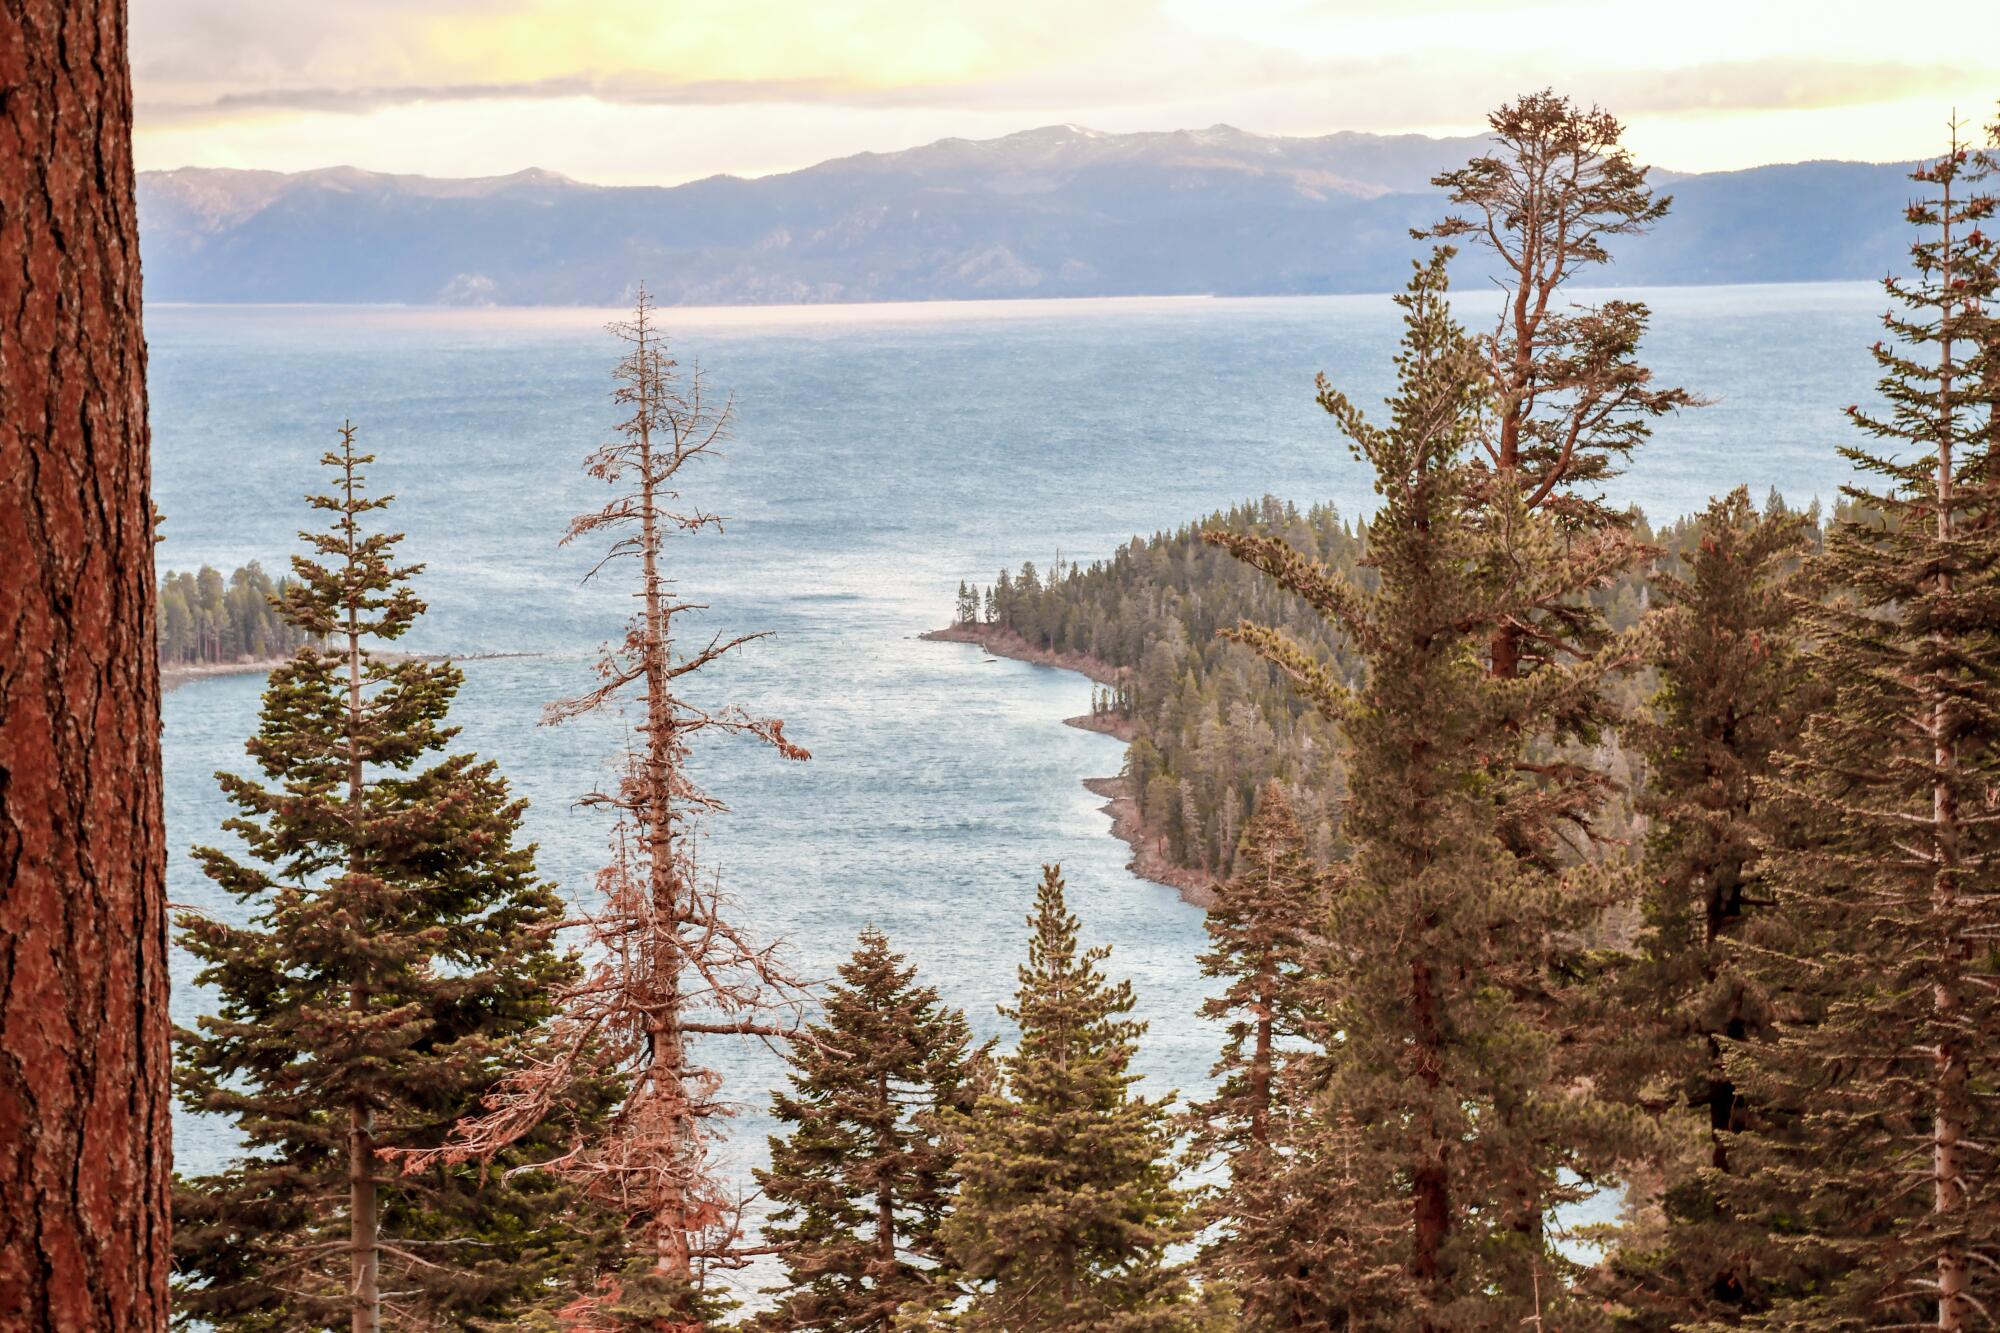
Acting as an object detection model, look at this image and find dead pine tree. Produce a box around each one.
[404,287,810,1329]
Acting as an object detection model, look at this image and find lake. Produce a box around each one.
[152,282,1886,1270]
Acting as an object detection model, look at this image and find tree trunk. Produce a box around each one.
[349,1105,379,1333]
[1248,967,1274,1149]
[1487,233,1534,685]
[340,446,381,1333]
[1931,175,1966,1333]
[876,1065,898,1316]
[1707,864,1746,1178]
[1410,956,1448,1331]
[634,312,695,1282]
[0,1,171,1327]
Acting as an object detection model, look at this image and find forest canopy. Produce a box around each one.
[955,493,1824,880]
[156,562,316,665]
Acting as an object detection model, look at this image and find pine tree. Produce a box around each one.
[1415,88,1695,868]
[1595,489,1817,1327]
[757,929,979,1331]
[173,424,612,1331]
[942,866,1193,1333]
[1214,1105,1403,1332]
[1718,133,2000,1331]
[1207,252,1642,1329]
[1424,89,1690,544]
[407,289,810,1330]
[1421,90,1693,1275]
[1191,783,1319,1157]
[1186,784,1399,1329]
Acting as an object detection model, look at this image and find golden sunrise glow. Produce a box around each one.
[408,1,1059,92]
[131,0,2000,182]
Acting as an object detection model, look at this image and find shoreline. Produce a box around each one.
[918,622,1127,687]
[921,623,1215,909]
[154,280,1883,318]
[162,650,538,693]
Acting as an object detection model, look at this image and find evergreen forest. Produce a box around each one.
[157,562,317,665]
[158,96,2000,1332]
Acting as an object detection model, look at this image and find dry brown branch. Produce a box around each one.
[396,287,810,1313]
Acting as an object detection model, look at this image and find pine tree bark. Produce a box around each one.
[348,1104,379,1333]
[0,0,170,1327]
[1930,180,1967,1333]
[1410,955,1447,1330]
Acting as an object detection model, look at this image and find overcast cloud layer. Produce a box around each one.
[132,0,2000,182]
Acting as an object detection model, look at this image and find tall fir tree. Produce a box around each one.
[1417,86,1696,892]
[1718,134,2000,1331]
[173,425,614,1332]
[1208,251,1644,1329]
[1595,488,1819,1328]
[1186,783,1400,1329]
[756,929,979,1331]
[942,866,1194,1333]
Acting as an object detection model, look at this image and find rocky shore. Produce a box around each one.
[162,650,535,693]
[921,622,1215,908]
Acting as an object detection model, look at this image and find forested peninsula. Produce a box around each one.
[156,560,524,688]
[937,494,1830,899]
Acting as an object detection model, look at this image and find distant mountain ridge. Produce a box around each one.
[137,123,1917,306]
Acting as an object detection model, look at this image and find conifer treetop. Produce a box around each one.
[281,420,423,644]
[757,928,977,1332]
[943,865,1192,1332]
[1419,88,1695,524]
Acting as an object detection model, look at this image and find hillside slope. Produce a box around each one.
[137,124,1917,305]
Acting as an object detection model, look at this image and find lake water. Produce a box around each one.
[153,282,1886,1272]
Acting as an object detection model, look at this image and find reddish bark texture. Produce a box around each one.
[0,0,171,1328]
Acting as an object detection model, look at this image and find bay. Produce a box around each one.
[154,282,1884,1265]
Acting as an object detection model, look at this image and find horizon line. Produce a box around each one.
[134,119,1929,190]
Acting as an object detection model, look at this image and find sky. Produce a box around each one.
[132,0,2000,184]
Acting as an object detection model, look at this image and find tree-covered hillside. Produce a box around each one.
[136,128,1919,306]
[157,562,316,665]
[955,494,1824,880]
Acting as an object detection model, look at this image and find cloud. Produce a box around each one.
[1607,59,1981,116]
[127,0,2000,178]
[136,54,1348,124]
[134,33,1977,132]
[138,75,879,124]
[131,0,1165,110]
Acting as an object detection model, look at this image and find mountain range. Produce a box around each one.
[137,123,1917,306]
